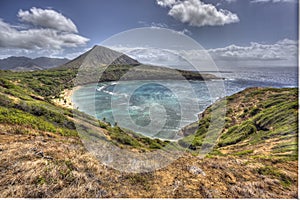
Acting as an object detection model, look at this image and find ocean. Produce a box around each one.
[72,66,298,140]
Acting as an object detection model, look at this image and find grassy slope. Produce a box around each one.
[0,68,298,198]
[0,69,169,150]
[179,87,298,161]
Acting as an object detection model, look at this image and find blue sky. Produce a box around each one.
[0,0,298,67]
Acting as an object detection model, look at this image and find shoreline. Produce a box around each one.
[53,86,82,109]
[54,85,297,141]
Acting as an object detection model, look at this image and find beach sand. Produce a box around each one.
[53,86,81,109]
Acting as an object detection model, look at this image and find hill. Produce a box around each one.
[0,45,297,198]
[58,45,220,85]
[33,57,70,69]
[60,45,140,70]
[179,87,298,159]
[0,56,69,71]
[0,66,298,198]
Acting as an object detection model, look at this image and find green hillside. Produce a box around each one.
[179,87,298,161]
[0,68,298,198]
[0,69,170,150]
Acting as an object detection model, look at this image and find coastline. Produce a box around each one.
[53,86,81,109]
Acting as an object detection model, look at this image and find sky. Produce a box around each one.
[0,0,298,68]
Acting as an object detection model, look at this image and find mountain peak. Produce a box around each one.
[60,45,140,70]
[91,45,108,49]
[87,45,140,65]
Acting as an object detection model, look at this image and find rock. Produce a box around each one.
[188,166,206,176]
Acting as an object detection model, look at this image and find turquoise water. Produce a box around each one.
[72,67,298,140]
[73,80,214,139]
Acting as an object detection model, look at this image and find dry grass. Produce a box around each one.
[0,126,298,198]
[0,131,110,197]
[0,87,298,198]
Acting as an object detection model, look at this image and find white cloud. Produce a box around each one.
[18,7,78,33]
[156,0,178,7]
[108,46,196,70]
[156,0,239,27]
[208,39,297,61]
[138,21,192,35]
[150,22,169,28]
[250,0,297,3]
[177,28,192,35]
[0,19,89,50]
[109,38,298,68]
[208,39,298,67]
[0,45,64,59]
[138,21,169,28]
[0,7,89,58]
[216,0,237,7]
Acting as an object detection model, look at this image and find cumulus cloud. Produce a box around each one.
[250,0,296,3]
[109,39,297,68]
[0,19,88,50]
[208,39,297,61]
[156,0,239,27]
[207,39,298,67]
[0,7,89,58]
[18,7,78,33]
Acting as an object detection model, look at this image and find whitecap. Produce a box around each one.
[96,85,107,92]
[110,81,119,85]
[102,90,116,96]
[129,105,142,111]
[225,78,235,81]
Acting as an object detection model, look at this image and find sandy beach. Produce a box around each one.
[53,86,81,109]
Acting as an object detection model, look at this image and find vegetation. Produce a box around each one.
[0,65,298,198]
[0,68,76,98]
[0,69,172,151]
[0,70,77,136]
[179,87,298,161]
[104,124,170,150]
[256,166,293,188]
[98,64,220,82]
